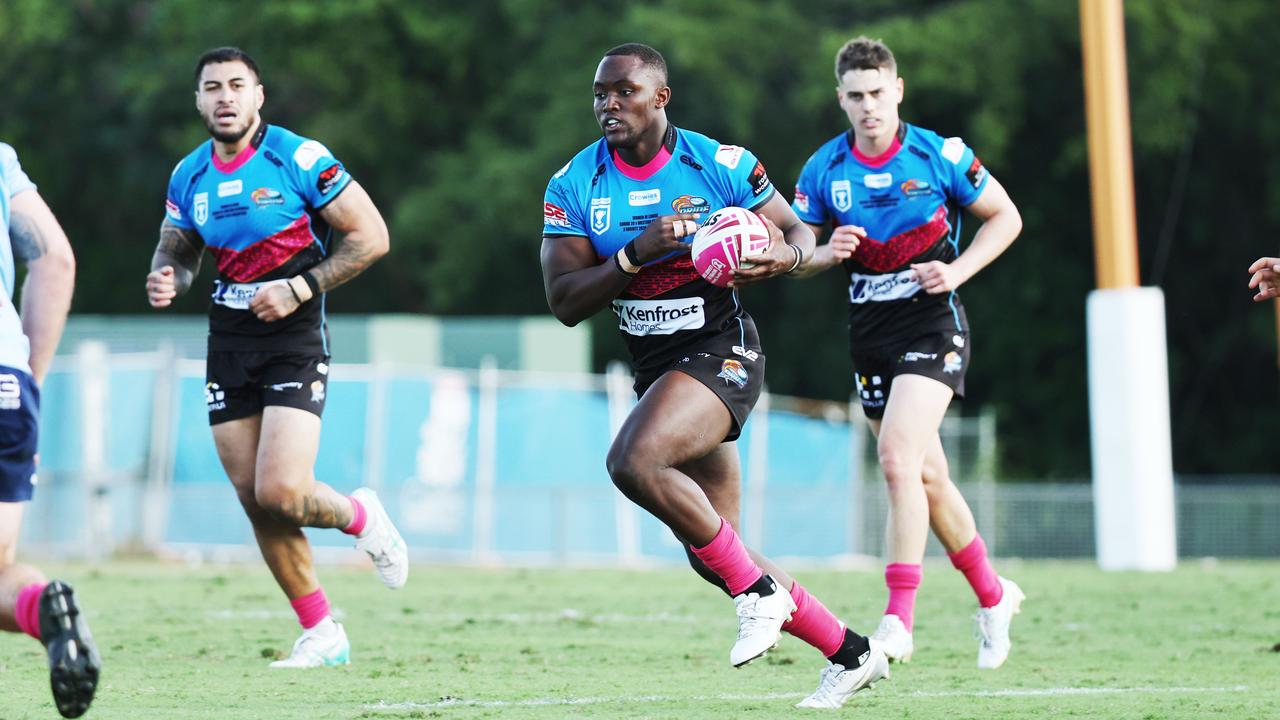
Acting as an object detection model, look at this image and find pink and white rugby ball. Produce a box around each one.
[690,207,771,288]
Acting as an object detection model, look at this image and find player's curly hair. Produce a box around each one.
[195,47,261,84]
[835,36,896,80]
[604,43,668,85]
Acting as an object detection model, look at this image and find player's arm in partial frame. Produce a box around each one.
[1247,256,1280,302]
[147,218,205,309]
[733,193,818,287]
[9,189,75,384]
[911,175,1022,295]
[787,221,866,279]
[249,180,389,323]
[541,213,699,327]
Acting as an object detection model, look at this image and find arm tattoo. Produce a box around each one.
[9,211,49,263]
[152,220,205,294]
[309,193,385,293]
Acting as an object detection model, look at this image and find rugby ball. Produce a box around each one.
[690,207,771,288]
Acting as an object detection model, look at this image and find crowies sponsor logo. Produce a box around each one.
[863,172,892,189]
[611,297,705,336]
[748,160,769,196]
[217,179,243,197]
[544,202,571,228]
[900,178,932,197]
[251,187,285,207]
[717,359,748,388]
[317,164,346,195]
[672,194,710,215]
[629,189,661,206]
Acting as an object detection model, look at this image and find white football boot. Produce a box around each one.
[269,618,351,668]
[871,614,914,663]
[352,487,409,590]
[795,643,890,709]
[975,577,1025,669]
[729,577,796,667]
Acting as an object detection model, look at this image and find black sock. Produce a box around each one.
[741,573,778,598]
[827,628,872,668]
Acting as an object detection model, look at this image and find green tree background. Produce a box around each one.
[0,0,1275,478]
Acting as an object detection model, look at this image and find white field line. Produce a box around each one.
[205,608,700,624]
[362,685,1252,710]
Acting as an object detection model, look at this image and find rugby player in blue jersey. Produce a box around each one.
[790,36,1025,669]
[0,142,99,717]
[541,43,888,708]
[144,47,407,668]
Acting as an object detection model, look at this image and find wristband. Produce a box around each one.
[616,246,641,275]
[786,244,804,274]
[287,275,315,303]
[613,253,637,277]
[301,271,321,297]
[622,240,641,268]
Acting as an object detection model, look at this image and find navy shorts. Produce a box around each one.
[206,351,330,426]
[851,330,970,420]
[633,326,765,443]
[0,366,40,503]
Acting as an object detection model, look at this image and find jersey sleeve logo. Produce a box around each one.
[544,202,571,228]
[165,198,184,222]
[793,188,809,213]
[831,180,853,212]
[317,164,346,195]
[966,156,988,189]
[714,145,744,170]
[193,192,209,225]
[941,137,966,165]
[590,197,611,234]
[293,140,333,171]
[748,161,769,196]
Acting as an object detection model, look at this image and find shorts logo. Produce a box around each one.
[902,352,937,363]
[672,194,710,215]
[831,180,852,212]
[717,359,748,388]
[953,335,965,348]
[612,297,705,336]
[317,164,346,195]
[205,382,226,411]
[863,173,892,189]
[793,188,809,214]
[0,373,21,410]
[217,179,243,197]
[944,351,963,374]
[310,380,326,403]
[714,145,745,170]
[193,192,209,225]
[900,179,932,197]
[857,373,885,406]
[268,381,304,392]
[252,187,285,207]
[293,140,333,171]
[590,197,611,234]
[731,345,759,362]
[628,189,661,206]
[544,202,571,228]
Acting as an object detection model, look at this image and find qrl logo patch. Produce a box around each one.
[831,180,852,212]
[717,359,748,388]
[590,197,611,234]
[193,192,209,225]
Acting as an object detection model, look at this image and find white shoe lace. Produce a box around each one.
[806,663,844,706]
[735,595,769,640]
[974,607,999,649]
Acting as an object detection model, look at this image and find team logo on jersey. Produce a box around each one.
[0,374,21,410]
[590,197,611,234]
[544,202,571,228]
[317,164,346,195]
[629,189,661,206]
[193,192,209,225]
[217,179,243,197]
[672,194,710,214]
[901,179,932,197]
[748,161,770,196]
[251,187,284,207]
[944,351,963,374]
[714,145,744,170]
[863,173,892,189]
[966,156,988,189]
[293,140,333,171]
[793,188,809,214]
[831,180,852,212]
[717,359,748,388]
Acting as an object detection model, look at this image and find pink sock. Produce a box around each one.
[342,496,367,537]
[884,563,922,632]
[781,581,845,657]
[290,588,330,629]
[689,518,764,596]
[14,582,46,640]
[949,534,1003,608]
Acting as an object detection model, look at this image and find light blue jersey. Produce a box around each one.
[0,143,37,373]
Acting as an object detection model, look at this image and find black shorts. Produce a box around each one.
[851,330,969,420]
[206,351,330,426]
[633,327,765,443]
[0,367,39,503]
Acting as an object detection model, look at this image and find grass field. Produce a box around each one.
[1,560,1277,719]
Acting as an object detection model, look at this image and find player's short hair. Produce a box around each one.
[195,47,261,85]
[603,43,668,86]
[834,36,896,80]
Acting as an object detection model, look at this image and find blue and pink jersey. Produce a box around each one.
[543,126,773,374]
[165,123,351,353]
[0,143,36,374]
[792,123,989,348]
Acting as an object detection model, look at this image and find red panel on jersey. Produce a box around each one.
[855,205,950,272]
[210,215,314,282]
[625,254,701,299]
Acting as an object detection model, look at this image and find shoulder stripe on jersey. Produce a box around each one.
[209,214,314,282]
[854,205,949,272]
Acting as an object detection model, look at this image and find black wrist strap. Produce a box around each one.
[287,281,304,303]
[301,271,321,296]
[613,253,637,277]
[623,240,641,267]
